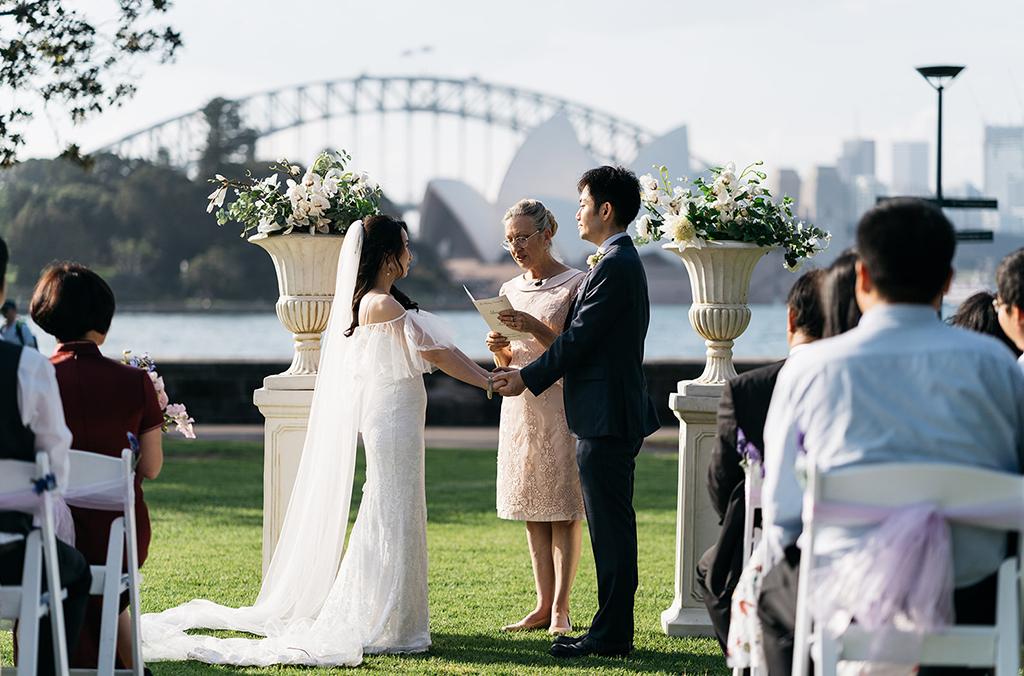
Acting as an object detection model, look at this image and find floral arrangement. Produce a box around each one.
[634,162,830,270]
[206,150,382,237]
[122,351,196,439]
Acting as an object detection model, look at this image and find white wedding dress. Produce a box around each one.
[141,223,450,666]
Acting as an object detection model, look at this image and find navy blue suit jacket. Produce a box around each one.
[520,236,659,440]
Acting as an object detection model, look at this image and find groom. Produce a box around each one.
[496,165,660,658]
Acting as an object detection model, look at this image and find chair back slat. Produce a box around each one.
[816,463,1023,513]
[67,450,123,487]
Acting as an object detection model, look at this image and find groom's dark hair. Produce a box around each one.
[578,166,641,229]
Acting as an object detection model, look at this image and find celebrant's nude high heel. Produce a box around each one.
[548,613,572,636]
[500,613,551,632]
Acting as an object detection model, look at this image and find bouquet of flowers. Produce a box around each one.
[635,161,830,270]
[206,150,382,237]
[122,351,196,439]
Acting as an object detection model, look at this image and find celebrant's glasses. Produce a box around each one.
[501,230,542,252]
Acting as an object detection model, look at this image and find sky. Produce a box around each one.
[12,0,1024,197]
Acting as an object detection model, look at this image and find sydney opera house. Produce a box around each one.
[419,114,795,304]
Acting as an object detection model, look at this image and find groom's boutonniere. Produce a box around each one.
[586,251,605,270]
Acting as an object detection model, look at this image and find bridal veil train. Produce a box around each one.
[141,222,452,666]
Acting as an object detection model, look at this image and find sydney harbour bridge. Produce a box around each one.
[95,75,696,210]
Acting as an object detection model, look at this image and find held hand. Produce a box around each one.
[497,310,537,335]
[494,370,526,397]
[485,331,510,353]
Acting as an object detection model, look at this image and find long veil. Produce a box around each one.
[141,223,367,666]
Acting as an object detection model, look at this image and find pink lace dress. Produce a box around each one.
[496,268,587,522]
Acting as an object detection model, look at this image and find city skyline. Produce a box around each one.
[9,0,1024,192]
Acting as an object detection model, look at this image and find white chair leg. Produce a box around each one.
[994,557,1019,676]
[122,465,144,676]
[96,521,125,676]
[792,546,814,676]
[40,494,70,676]
[16,531,42,676]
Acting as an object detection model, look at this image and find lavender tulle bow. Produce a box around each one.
[737,427,765,478]
[809,498,1023,662]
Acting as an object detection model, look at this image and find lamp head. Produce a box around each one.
[916,65,965,90]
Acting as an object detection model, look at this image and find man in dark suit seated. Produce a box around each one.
[696,268,824,654]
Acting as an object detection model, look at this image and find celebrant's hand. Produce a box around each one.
[486,331,510,352]
[498,310,539,335]
[494,369,526,397]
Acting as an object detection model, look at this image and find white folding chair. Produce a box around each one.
[0,452,70,676]
[732,461,766,676]
[792,463,1024,676]
[65,449,143,676]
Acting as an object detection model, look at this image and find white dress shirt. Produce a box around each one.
[1017,352,1024,373]
[597,230,630,253]
[762,304,1024,587]
[0,347,72,544]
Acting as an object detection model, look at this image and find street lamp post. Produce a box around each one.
[915,65,964,202]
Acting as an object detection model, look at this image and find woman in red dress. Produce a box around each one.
[30,263,164,670]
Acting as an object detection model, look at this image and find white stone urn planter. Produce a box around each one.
[249,232,346,381]
[664,240,773,388]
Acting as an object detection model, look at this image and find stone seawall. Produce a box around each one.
[158,360,780,426]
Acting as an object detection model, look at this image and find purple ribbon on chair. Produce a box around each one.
[808,498,1024,661]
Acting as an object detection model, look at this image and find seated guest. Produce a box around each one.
[820,249,862,338]
[759,199,1024,675]
[950,291,1021,357]
[0,239,91,675]
[30,263,164,671]
[698,268,824,653]
[994,248,1024,368]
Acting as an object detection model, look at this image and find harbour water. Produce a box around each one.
[26,304,792,363]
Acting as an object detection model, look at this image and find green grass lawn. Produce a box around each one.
[4,439,726,675]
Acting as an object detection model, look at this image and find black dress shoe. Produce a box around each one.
[549,636,631,659]
[553,632,586,646]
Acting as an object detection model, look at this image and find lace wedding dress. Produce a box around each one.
[141,224,449,667]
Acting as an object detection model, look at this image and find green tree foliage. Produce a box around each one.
[0,0,182,167]
[0,154,463,308]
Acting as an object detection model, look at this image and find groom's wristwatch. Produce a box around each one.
[486,376,494,400]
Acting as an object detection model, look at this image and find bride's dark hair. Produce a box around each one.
[345,214,419,336]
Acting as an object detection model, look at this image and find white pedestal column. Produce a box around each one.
[661,380,723,637]
[253,373,315,576]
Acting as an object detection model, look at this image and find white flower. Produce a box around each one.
[260,173,279,191]
[665,213,696,243]
[639,173,659,193]
[257,216,283,234]
[206,185,227,213]
[587,251,605,269]
[636,214,653,240]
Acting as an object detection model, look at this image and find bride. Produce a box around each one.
[141,215,506,666]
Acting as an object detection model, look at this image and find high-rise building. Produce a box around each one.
[771,168,802,212]
[891,141,930,196]
[851,175,886,222]
[984,126,1024,231]
[801,166,850,229]
[838,139,876,180]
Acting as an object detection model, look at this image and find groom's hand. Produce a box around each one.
[494,369,526,397]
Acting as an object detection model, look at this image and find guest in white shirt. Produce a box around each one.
[758,199,1024,676]
[994,248,1024,370]
[0,238,91,676]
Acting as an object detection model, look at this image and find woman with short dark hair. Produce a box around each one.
[30,262,163,671]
